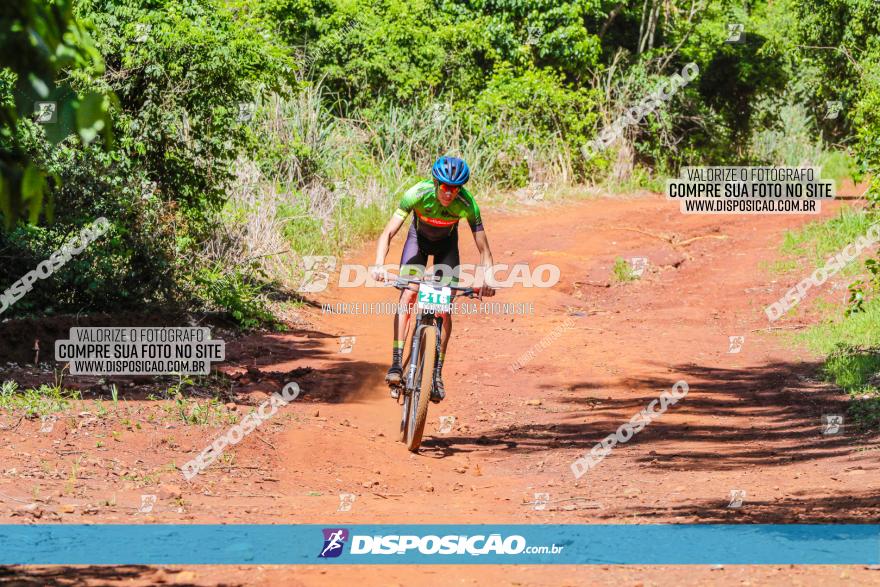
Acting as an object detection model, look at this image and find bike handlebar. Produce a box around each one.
[389,276,480,298]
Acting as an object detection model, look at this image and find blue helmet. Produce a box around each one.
[431,156,470,187]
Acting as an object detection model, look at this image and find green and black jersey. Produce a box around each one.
[393,180,483,240]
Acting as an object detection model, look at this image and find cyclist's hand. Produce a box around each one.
[370,265,387,282]
[473,278,494,298]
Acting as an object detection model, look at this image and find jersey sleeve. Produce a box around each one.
[393,183,425,221]
[463,189,484,232]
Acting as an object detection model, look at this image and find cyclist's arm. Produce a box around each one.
[472,229,495,295]
[463,191,494,293]
[373,213,406,269]
[373,185,422,272]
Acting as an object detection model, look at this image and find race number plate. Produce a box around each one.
[417,283,452,312]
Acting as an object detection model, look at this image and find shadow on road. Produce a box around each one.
[0,565,242,586]
[590,490,880,523]
[426,359,860,464]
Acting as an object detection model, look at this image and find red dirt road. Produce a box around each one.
[2,187,879,585]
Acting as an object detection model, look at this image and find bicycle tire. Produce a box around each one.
[406,326,436,452]
[397,337,415,442]
[398,393,411,442]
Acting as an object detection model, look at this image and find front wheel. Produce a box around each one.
[406,327,436,452]
[397,336,414,442]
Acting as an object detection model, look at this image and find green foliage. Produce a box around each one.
[0,380,81,417]
[612,257,637,282]
[0,0,113,225]
[852,54,880,180]
[76,0,295,227]
[823,346,880,394]
[797,295,880,355]
[789,0,880,171]
[1,0,295,324]
[193,264,276,330]
[164,374,235,425]
[749,100,824,167]
[5,0,880,338]
[795,294,880,431]
[263,0,606,109]
[174,396,232,425]
[780,206,874,267]
[0,189,183,314]
[820,345,880,429]
[473,65,598,142]
[846,258,880,316]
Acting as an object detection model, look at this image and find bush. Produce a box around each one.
[0,0,295,326]
[192,264,275,330]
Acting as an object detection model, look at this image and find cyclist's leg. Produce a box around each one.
[399,222,428,344]
[428,228,460,402]
[387,223,426,391]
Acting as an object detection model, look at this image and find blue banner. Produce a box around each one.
[0,524,877,565]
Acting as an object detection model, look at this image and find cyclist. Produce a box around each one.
[370,156,495,402]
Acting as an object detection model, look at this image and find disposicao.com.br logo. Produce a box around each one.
[318,529,563,558]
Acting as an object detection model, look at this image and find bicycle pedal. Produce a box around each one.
[389,384,405,402]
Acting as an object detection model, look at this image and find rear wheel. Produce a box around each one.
[406,327,436,452]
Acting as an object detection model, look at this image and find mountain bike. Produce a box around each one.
[389,276,479,452]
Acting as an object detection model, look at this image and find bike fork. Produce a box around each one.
[406,323,426,391]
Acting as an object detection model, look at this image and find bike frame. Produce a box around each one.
[393,276,474,396]
[403,306,443,394]
[391,276,477,450]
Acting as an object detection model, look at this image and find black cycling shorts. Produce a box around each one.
[399,222,460,284]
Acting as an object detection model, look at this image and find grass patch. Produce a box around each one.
[795,298,880,354]
[167,396,236,426]
[820,345,880,429]
[778,205,880,429]
[780,206,874,267]
[612,257,638,282]
[758,258,799,276]
[818,150,857,189]
[822,346,880,393]
[794,299,880,429]
[0,381,81,417]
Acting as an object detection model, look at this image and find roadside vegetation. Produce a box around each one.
[0,374,239,426]
[776,0,880,424]
[0,379,80,417]
[2,0,874,329]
